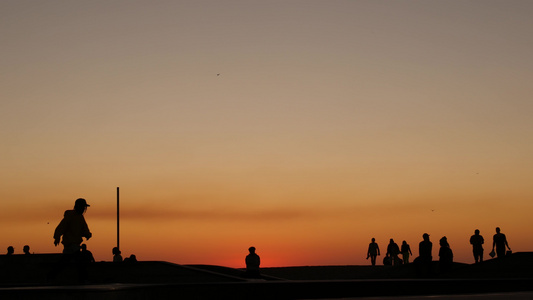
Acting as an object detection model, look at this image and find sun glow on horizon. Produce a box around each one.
[2,0,533,268]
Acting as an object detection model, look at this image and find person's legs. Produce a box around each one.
[403,253,409,264]
[496,247,505,258]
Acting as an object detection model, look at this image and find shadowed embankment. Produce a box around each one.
[1,252,533,299]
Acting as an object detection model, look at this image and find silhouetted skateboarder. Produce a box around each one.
[49,198,92,283]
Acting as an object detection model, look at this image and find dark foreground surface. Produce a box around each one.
[323,292,533,300]
[1,252,532,299]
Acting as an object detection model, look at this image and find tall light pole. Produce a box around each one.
[117,187,120,251]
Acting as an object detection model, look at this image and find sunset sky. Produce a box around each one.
[1,0,532,268]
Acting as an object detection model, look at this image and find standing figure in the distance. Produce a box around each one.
[469,229,484,263]
[416,233,433,276]
[419,233,432,261]
[401,241,412,264]
[492,227,511,258]
[438,236,453,272]
[366,238,380,266]
[112,247,123,262]
[80,244,95,263]
[245,246,261,278]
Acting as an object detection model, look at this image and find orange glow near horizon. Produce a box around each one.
[2,1,533,268]
[2,190,531,268]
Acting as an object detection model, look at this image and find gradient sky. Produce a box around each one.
[1,0,532,268]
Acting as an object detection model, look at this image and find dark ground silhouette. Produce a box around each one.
[2,253,533,300]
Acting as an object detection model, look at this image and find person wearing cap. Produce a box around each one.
[53,198,92,254]
[419,233,432,261]
[48,198,93,283]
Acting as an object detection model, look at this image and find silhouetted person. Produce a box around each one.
[112,247,123,262]
[416,233,432,276]
[49,198,92,283]
[80,244,95,263]
[245,246,261,278]
[419,233,432,260]
[386,239,401,266]
[366,238,380,266]
[382,255,392,266]
[54,198,92,253]
[401,241,412,264]
[438,236,453,272]
[124,254,137,263]
[470,229,484,263]
[7,246,14,255]
[23,245,31,255]
[77,244,94,281]
[492,227,511,258]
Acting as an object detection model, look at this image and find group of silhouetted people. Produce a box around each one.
[111,246,137,263]
[366,227,512,272]
[469,227,511,263]
[51,198,136,262]
[367,238,413,266]
[4,245,32,255]
[7,197,515,284]
[246,226,512,279]
[45,198,138,283]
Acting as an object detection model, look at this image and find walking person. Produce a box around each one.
[386,239,401,266]
[366,238,380,266]
[53,198,92,252]
[492,227,511,258]
[470,229,484,263]
[401,241,412,264]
